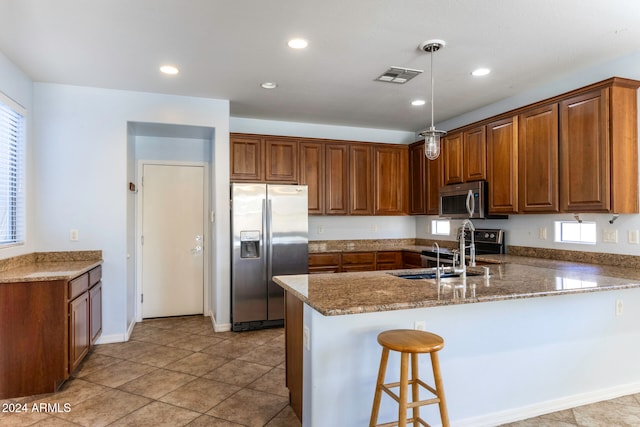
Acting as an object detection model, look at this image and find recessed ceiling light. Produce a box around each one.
[411,100,426,106]
[471,68,491,77]
[287,38,308,49]
[261,82,278,89]
[160,65,179,75]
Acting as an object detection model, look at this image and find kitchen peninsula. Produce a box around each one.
[274,256,640,426]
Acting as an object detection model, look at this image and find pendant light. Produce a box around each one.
[418,40,447,160]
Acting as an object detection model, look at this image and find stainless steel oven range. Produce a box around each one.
[421,228,505,268]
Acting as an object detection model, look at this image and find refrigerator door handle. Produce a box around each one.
[262,198,268,285]
[267,199,273,283]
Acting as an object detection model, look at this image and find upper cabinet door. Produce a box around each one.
[230,135,263,181]
[426,154,443,215]
[374,145,408,215]
[264,138,298,183]
[463,125,487,182]
[408,142,427,215]
[325,143,349,215]
[560,89,610,212]
[487,117,519,214]
[518,103,559,213]
[443,132,463,185]
[349,144,373,215]
[299,141,325,214]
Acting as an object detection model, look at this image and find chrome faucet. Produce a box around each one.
[432,242,441,280]
[458,219,476,276]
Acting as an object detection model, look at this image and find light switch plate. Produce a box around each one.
[629,230,639,244]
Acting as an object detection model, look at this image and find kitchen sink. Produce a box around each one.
[390,270,483,280]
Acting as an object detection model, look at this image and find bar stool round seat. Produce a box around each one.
[370,329,449,427]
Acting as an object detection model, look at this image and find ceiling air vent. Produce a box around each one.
[375,66,423,84]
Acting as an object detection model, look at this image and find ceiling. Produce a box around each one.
[1,0,639,132]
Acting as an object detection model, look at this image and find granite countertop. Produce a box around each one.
[0,251,103,283]
[274,255,640,316]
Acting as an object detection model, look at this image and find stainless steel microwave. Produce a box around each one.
[439,181,488,219]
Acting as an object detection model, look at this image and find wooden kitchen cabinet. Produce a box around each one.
[442,132,464,185]
[408,141,427,215]
[69,266,102,373]
[559,80,639,213]
[402,251,423,269]
[230,134,298,183]
[407,138,441,215]
[349,143,373,215]
[308,253,341,273]
[426,153,443,215]
[341,251,376,272]
[463,125,487,182]
[443,127,485,185]
[89,266,103,344]
[375,251,403,270]
[374,145,408,215]
[230,134,263,181]
[69,291,89,373]
[518,103,559,213]
[264,137,298,183]
[487,117,519,214]
[325,143,350,215]
[0,264,103,399]
[299,141,325,214]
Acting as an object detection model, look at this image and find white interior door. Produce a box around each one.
[141,163,204,318]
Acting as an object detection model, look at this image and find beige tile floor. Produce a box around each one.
[0,316,301,427]
[2,315,639,426]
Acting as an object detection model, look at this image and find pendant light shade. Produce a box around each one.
[418,40,447,161]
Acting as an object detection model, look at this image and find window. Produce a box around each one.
[554,221,596,244]
[0,93,25,246]
[431,219,450,236]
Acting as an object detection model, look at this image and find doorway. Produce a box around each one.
[138,162,207,318]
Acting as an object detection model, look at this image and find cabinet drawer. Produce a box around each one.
[309,253,341,267]
[89,266,102,287]
[342,252,375,265]
[69,273,89,301]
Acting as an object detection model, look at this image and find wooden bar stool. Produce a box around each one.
[370,329,449,427]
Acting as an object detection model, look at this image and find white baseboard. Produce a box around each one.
[209,310,231,332]
[94,319,137,345]
[454,381,640,427]
[94,333,126,345]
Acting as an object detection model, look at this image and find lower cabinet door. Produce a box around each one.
[69,292,90,373]
[90,282,102,345]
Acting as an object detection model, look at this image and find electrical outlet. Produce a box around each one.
[414,320,426,331]
[629,230,639,244]
[371,224,378,233]
[616,299,623,316]
[603,229,618,243]
[69,229,79,241]
[539,227,547,240]
[303,326,310,350]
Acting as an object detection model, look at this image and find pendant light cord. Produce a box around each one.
[430,48,435,130]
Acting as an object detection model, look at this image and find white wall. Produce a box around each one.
[231,117,416,145]
[308,216,415,240]
[0,52,36,258]
[33,83,230,340]
[416,50,640,256]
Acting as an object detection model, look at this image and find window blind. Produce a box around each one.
[0,95,25,246]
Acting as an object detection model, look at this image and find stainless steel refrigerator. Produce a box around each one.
[231,183,308,331]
